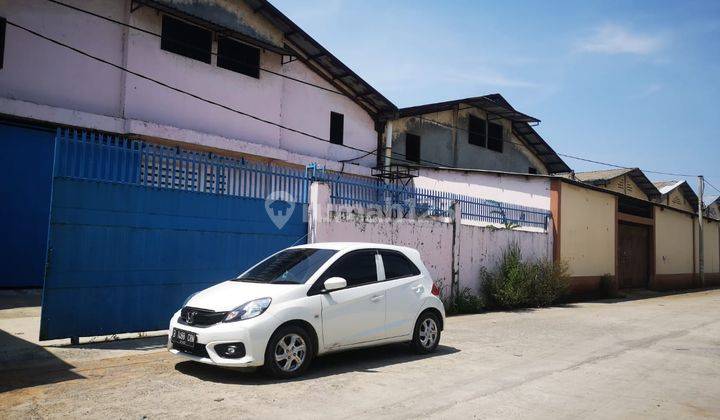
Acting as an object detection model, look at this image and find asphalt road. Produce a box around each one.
[2,289,719,419]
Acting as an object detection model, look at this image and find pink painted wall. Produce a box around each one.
[0,0,379,169]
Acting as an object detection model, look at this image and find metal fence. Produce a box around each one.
[55,128,310,203]
[319,172,550,229]
[56,128,550,229]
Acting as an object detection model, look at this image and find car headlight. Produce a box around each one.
[223,297,272,322]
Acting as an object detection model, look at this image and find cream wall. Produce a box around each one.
[560,183,616,276]
[655,207,694,275]
[698,220,720,273]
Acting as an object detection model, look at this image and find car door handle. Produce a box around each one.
[370,295,383,302]
[412,285,424,294]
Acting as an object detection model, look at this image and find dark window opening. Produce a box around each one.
[161,15,212,64]
[0,17,5,70]
[317,250,378,289]
[217,36,260,78]
[528,167,538,174]
[487,121,504,152]
[468,115,486,147]
[330,112,344,145]
[380,250,421,280]
[405,133,421,163]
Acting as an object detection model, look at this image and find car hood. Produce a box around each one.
[185,280,301,312]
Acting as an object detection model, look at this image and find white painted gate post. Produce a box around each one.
[451,201,462,303]
[308,182,331,244]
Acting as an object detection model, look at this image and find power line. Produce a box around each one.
[7,19,445,168]
[705,178,720,197]
[42,0,345,96]
[10,5,709,179]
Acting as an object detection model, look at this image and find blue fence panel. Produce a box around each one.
[0,123,56,288]
[41,130,308,340]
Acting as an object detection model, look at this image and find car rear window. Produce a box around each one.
[380,250,421,280]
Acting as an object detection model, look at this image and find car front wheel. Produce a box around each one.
[263,325,314,379]
[411,312,441,353]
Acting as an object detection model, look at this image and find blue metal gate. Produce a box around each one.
[40,129,309,340]
[0,122,56,288]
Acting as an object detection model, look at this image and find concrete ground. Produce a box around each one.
[0,290,167,370]
[1,289,719,419]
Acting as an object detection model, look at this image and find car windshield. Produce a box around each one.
[235,248,337,284]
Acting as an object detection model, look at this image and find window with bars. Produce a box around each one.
[468,115,504,153]
[217,36,260,78]
[160,15,212,64]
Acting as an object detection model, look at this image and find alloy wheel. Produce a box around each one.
[274,333,307,372]
[418,318,438,349]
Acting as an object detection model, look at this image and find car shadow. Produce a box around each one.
[0,330,84,393]
[174,343,460,384]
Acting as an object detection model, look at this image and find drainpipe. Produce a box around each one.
[384,120,393,171]
[452,106,459,167]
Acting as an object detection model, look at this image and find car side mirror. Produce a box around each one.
[323,277,347,292]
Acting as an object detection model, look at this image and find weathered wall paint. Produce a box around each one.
[316,216,456,295]
[707,202,720,220]
[154,0,284,47]
[458,222,551,294]
[664,188,695,213]
[655,207,694,275]
[413,168,551,210]
[390,107,548,174]
[309,183,552,299]
[559,182,616,277]
[0,0,379,172]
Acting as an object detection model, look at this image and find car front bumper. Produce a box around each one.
[167,311,277,367]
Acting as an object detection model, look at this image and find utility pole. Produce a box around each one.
[698,175,705,286]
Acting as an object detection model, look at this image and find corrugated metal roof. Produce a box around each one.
[397,95,539,123]
[653,180,699,209]
[245,0,397,117]
[396,94,571,174]
[574,168,661,200]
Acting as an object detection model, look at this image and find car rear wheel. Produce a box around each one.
[263,325,314,379]
[411,311,441,353]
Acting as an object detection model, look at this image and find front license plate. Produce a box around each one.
[171,328,196,348]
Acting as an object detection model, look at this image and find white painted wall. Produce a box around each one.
[0,0,379,171]
[458,222,552,294]
[413,168,551,210]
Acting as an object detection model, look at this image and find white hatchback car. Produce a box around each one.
[168,242,445,378]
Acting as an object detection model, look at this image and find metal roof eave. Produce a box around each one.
[246,0,397,117]
[133,0,295,56]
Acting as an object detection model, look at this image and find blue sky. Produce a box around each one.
[273,0,720,202]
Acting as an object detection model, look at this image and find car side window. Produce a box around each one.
[380,250,421,280]
[319,250,378,288]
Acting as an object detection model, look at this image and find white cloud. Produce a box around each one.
[576,24,664,55]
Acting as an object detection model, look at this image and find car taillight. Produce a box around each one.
[431,282,440,296]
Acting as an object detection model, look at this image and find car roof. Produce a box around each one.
[292,242,417,254]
